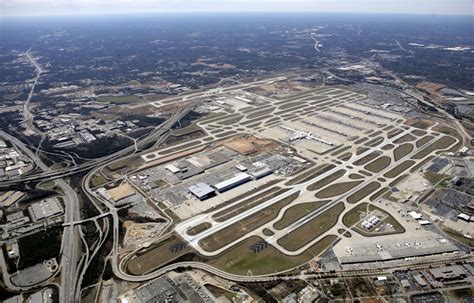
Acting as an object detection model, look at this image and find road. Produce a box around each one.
[22,50,44,137]
[75,101,199,300]
[309,33,321,52]
[0,103,197,189]
[0,130,80,302]
[404,89,472,147]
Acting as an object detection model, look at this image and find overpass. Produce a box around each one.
[0,103,197,189]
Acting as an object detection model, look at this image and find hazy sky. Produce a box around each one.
[1,0,473,17]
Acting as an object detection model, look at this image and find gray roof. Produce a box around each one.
[187,183,215,198]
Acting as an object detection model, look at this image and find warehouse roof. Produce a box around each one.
[187,183,215,198]
[214,173,252,191]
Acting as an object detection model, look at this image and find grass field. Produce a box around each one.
[97,95,142,104]
[393,143,414,161]
[262,229,274,236]
[277,203,344,251]
[387,128,403,139]
[364,156,391,173]
[354,151,381,166]
[90,174,108,187]
[331,146,351,156]
[187,222,212,236]
[212,187,286,222]
[415,135,434,148]
[206,179,282,213]
[273,201,329,230]
[342,203,405,236]
[307,169,346,191]
[285,164,335,186]
[342,203,369,227]
[315,180,363,199]
[393,134,416,144]
[381,144,394,150]
[369,187,389,201]
[424,171,448,185]
[384,160,415,178]
[246,108,275,119]
[108,157,144,171]
[354,137,369,145]
[412,136,456,159]
[126,234,191,275]
[412,129,427,136]
[347,182,381,204]
[365,136,384,147]
[338,152,352,161]
[200,192,300,252]
[207,235,337,275]
[348,173,364,179]
[389,174,408,187]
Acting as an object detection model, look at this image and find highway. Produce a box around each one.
[1,100,197,300]
[22,50,45,137]
[0,103,197,189]
[0,130,80,303]
[75,101,199,300]
[309,33,321,52]
[114,251,474,283]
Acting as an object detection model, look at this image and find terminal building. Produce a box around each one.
[187,183,216,201]
[213,173,252,193]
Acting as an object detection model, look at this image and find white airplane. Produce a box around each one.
[376,243,383,250]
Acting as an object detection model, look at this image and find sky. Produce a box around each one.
[1,0,473,17]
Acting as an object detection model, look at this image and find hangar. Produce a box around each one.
[187,183,216,201]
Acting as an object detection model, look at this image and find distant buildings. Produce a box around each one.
[0,139,32,179]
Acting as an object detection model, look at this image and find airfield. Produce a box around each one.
[92,75,462,277]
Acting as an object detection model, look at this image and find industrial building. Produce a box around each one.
[430,266,467,282]
[28,198,64,222]
[213,173,252,193]
[251,167,273,179]
[187,183,216,200]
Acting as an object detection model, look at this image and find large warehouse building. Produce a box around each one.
[213,173,252,193]
[187,183,216,201]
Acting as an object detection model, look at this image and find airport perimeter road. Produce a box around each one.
[0,130,80,302]
[115,252,474,283]
[76,101,199,298]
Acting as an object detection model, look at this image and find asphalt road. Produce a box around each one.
[0,130,80,302]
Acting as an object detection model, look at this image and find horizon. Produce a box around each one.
[1,0,473,17]
[2,10,474,19]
